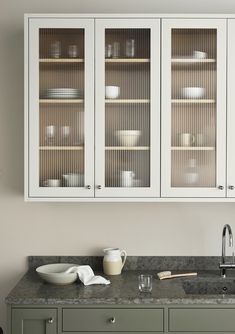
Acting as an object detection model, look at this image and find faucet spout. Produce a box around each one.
[220,224,234,277]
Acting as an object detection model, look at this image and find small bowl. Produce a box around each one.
[193,50,207,59]
[105,86,120,99]
[182,87,205,99]
[36,263,78,285]
[116,130,141,147]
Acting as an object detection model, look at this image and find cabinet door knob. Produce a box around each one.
[97,185,102,189]
[86,185,91,189]
[218,185,224,190]
[47,318,54,324]
[109,317,116,324]
[229,185,234,190]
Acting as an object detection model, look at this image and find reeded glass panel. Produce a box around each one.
[104,29,150,188]
[171,29,217,187]
[39,29,84,188]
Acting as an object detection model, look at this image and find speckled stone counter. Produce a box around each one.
[5,257,235,305]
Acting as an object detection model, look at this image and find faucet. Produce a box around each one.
[219,224,234,277]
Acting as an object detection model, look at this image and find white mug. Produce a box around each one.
[179,133,195,147]
[43,179,60,187]
[120,171,135,187]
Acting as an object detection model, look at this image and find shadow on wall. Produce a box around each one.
[2,29,24,195]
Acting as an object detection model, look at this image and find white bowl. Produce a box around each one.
[116,130,141,147]
[193,50,207,59]
[105,86,120,99]
[182,87,205,99]
[62,173,84,187]
[36,263,78,285]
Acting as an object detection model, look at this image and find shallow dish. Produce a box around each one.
[36,263,78,285]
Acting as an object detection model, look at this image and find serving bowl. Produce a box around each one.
[116,130,141,147]
[36,263,78,285]
[182,87,205,99]
[105,86,120,99]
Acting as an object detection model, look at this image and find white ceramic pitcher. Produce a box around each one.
[103,248,127,275]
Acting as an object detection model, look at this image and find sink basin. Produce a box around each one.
[183,279,235,295]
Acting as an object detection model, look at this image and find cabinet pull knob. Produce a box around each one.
[47,318,54,324]
[97,185,102,189]
[218,185,224,190]
[86,185,91,189]
[229,185,234,190]
[109,317,116,324]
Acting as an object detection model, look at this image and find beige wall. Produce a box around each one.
[2,0,235,331]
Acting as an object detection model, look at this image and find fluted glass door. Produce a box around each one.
[27,19,94,198]
[161,19,226,197]
[95,19,160,197]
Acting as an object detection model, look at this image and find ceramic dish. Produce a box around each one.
[36,263,78,285]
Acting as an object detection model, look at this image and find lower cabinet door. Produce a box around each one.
[12,309,57,334]
[169,308,235,332]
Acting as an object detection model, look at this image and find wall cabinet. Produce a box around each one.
[25,15,235,201]
[161,19,226,198]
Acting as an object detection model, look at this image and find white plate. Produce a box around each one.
[36,263,79,285]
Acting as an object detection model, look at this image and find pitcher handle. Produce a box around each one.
[120,250,127,268]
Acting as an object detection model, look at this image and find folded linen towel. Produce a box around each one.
[66,265,110,286]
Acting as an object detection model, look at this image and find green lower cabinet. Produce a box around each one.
[169,308,235,332]
[10,306,235,334]
[62,308,164,332]
[11,309,57,334]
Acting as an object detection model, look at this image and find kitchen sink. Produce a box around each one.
[183,279,235,295]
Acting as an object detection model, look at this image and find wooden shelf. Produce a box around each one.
[105,99,150,104]
[39,99,84,104]
[105,146,150,151]
[171,146,215,151]
[171,58,216,63]
[105,58,150,63]
[40,146,84,151]
[172,99,215,104]
[39,58,84,63]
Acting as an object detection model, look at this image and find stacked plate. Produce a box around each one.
[45,88,83,99]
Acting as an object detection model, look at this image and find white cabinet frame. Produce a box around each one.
[95,19,161,198]
[161,19,227,198]
[25,18,94,199]
[227,19,235,198]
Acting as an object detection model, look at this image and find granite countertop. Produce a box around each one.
[6,269,235,305]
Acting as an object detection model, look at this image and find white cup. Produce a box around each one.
[43,179,60,187]
[120,171,135,187]
[179,133,195,147]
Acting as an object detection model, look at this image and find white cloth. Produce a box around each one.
[66,265,110,286]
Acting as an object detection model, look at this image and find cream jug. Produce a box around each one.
[103,248,127,275]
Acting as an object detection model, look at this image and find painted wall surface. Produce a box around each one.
[2,0,235,331]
